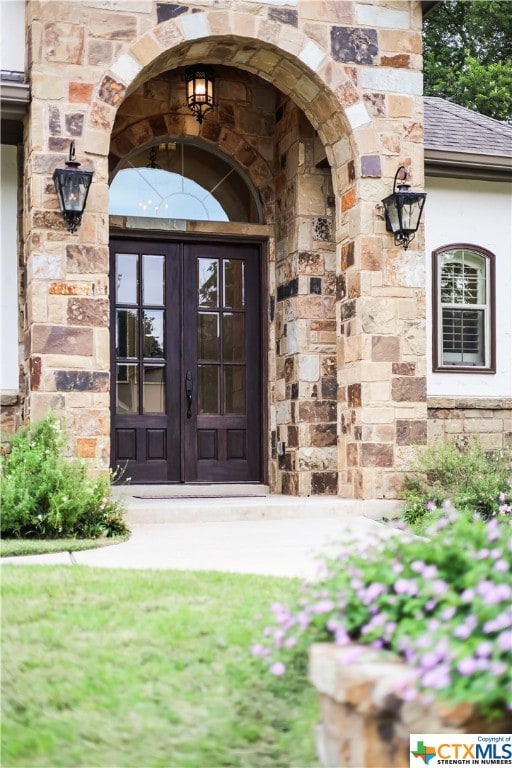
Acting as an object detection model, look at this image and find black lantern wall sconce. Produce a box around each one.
[381,166,426,250]
[186,65,215,124]
[53,142,93,233]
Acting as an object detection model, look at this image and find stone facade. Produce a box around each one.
[427,397,512,452]
[309,643,511,768]
[11,0,430,498]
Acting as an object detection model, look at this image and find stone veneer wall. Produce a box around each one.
[427,397,512,452]
[20,0,427,497]
[309,643,510,768]
[0,394,24,452]
[274,102,338,495]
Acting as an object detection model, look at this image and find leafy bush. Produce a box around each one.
[402,438,511,527]
[0,415,129,539]
[252,511,512,720]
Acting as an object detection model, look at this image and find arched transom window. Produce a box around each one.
[109,140,262,224]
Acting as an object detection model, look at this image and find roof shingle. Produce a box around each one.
[424,96,512,158]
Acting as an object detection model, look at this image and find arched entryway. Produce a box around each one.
[105,56,340,489]
[109,132,266,483]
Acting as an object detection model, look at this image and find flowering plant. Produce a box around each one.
[252,510,512,720]
[403,438,511,527]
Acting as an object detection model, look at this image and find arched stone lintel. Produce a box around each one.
[83,9,376,186]
[109,119,274,194]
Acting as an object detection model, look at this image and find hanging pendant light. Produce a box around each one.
[186,65,215,124]
[381,166,427,250]
[53,142,93,233]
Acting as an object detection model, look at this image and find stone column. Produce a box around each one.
[274,102,338,495]
[23,5,112,467]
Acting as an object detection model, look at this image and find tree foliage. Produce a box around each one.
[423,0,512,122]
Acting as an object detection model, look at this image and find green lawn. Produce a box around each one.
[0,536,130,558]
[1,566,319,768]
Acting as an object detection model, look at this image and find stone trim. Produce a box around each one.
[428,397,512,410]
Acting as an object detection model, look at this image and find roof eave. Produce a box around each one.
[0,79,30,119]
[425,149,512,181]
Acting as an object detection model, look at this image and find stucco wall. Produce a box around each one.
[0,144,20,393]
[425,175,512,399]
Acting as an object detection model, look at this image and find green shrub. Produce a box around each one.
[252,511,512,720]
[0,415,129,539]
[402,438,511,527]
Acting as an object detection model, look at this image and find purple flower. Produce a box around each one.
[425,501,437,511]
[334,627,350,646]
[251,643,265,657]
[270,661,286,676]
[363,582,386,604]
[454,624,471,640]
[431,579,449,596]
[421,663,451,690]
[495,559,509,572]
[441,606,456,621]
[395,578,418,596]
[284,636,297,649]
[423,565,439,579]
[420,651,441,671]
[457,657,478,676]
[497,630,512,652]
[461,588,475,603]
[312,599,334,614]
[476,641,493,658]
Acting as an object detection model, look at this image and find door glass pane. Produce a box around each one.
[143,365,166,414]
[198,258,218,307]
[198,312,220,360]
[223,260,245,308]
[223,313,245,361]
[143,254,165,305]
[224,366,245,414]
[116,309,139,358]
[116,253,138,304]
[116,364,138,413]
[143,310,165,358]
[198,365,219,414]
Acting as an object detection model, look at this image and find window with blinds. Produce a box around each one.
[433,246,495,372]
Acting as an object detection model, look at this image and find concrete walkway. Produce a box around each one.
[1,496,403,579]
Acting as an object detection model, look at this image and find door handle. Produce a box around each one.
[185,370,193,419]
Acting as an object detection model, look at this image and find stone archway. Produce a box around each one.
[23,3,427,500]
[81,11,380,497]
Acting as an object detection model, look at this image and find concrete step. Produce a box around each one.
[116,492,404,525]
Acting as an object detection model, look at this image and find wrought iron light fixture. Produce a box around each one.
[53,141,93,233]
[186,65,215,124]
[381,166,427,250]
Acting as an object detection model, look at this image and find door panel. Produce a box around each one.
[182,243,260,482]
[110,238,261,483]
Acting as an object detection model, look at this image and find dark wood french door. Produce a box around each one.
[110,238,261,483]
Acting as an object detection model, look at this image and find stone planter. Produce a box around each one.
[309,643,510,768]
